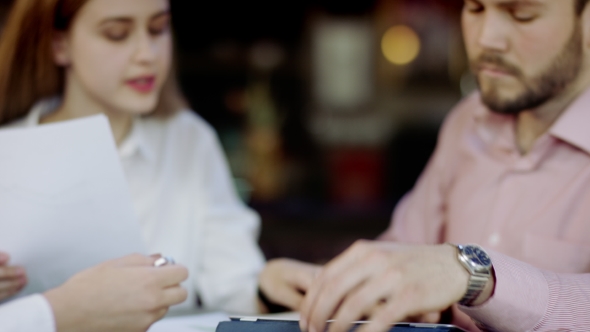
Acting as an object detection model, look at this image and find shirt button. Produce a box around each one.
[489,233,501,246]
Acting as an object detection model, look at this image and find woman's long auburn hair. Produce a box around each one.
[0,0,186,125]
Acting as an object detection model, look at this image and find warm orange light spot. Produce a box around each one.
[381,25,420,65]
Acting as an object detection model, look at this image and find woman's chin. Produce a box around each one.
[113,97,159,116]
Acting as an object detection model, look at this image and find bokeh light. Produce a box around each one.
[381,25,421,65]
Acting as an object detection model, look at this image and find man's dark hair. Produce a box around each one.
[577,0,590,14]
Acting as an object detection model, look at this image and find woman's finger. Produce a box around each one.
[0,278,25,292]
[0,266,25,279]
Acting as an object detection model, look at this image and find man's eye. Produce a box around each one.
[512,12,537,22]
[464,1,484,13]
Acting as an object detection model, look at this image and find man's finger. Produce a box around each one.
[328,274,395,332]
[300,243,371,329]
[419,312,441,324]
[307,256,390,332]
[358,298,409,332]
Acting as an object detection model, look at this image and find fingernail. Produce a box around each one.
[15,268,24,276]
[310,327,317,332]
[0,253,7,262]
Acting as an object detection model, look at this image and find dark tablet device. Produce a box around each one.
[217,318,467,332]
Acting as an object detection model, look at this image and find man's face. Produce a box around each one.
[462,0,584,114]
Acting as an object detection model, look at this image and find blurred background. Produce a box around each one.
[0,0,473,264]
[170,0,472,264]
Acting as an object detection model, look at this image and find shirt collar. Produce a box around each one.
[472,88,590,156]
[117,116,156,162]
[549,87,590,155]
[24,98,61,127]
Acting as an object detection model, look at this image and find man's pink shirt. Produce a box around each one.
[380,90,590,330]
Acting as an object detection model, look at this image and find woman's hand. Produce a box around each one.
[258,258,321,312]
[0,252,27,300]
[43,254,188,332]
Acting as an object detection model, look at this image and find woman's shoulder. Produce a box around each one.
[3,117,28,129]
[143,108,213,132]
[170,110,216,135]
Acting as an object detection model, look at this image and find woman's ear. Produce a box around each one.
[52,32,71,67]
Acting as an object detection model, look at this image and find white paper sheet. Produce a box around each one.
[0,115,146,301]
[149,312,230,332]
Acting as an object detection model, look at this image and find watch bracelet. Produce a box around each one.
[459,273,489,306]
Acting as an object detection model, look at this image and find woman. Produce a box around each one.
[0,0,266,314]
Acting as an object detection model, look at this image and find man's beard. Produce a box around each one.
[472,26,583,115]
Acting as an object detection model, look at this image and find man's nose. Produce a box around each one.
[477,13,510,52]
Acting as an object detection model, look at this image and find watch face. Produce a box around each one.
[463,245,492,268]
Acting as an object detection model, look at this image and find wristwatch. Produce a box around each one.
[454,244,493,307]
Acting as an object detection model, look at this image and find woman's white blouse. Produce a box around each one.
[0,100,266,331]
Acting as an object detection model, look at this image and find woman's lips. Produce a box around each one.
[126,76,156,93]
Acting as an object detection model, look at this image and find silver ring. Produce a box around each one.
[153,256,175,267]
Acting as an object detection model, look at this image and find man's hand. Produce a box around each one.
[0,252,27,301]
[299,241,471,332]
[258,258,321,311]
[43,254,189,332]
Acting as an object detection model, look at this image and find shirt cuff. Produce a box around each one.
[0,294,56,332]
[459,250,548,332]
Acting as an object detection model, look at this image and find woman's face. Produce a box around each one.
[55,0,172,115]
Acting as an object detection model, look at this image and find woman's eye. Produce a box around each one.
[148,25,169,36]
[149,17,171,36]
[103,27,130,41]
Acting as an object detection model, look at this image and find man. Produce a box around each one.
[260,0,590,330]
[0,254,188,332]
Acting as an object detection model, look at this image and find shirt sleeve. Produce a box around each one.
[0,294,55,332]
[194,128,266,315]
[460,250,590,332]
[379,96,475,244]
